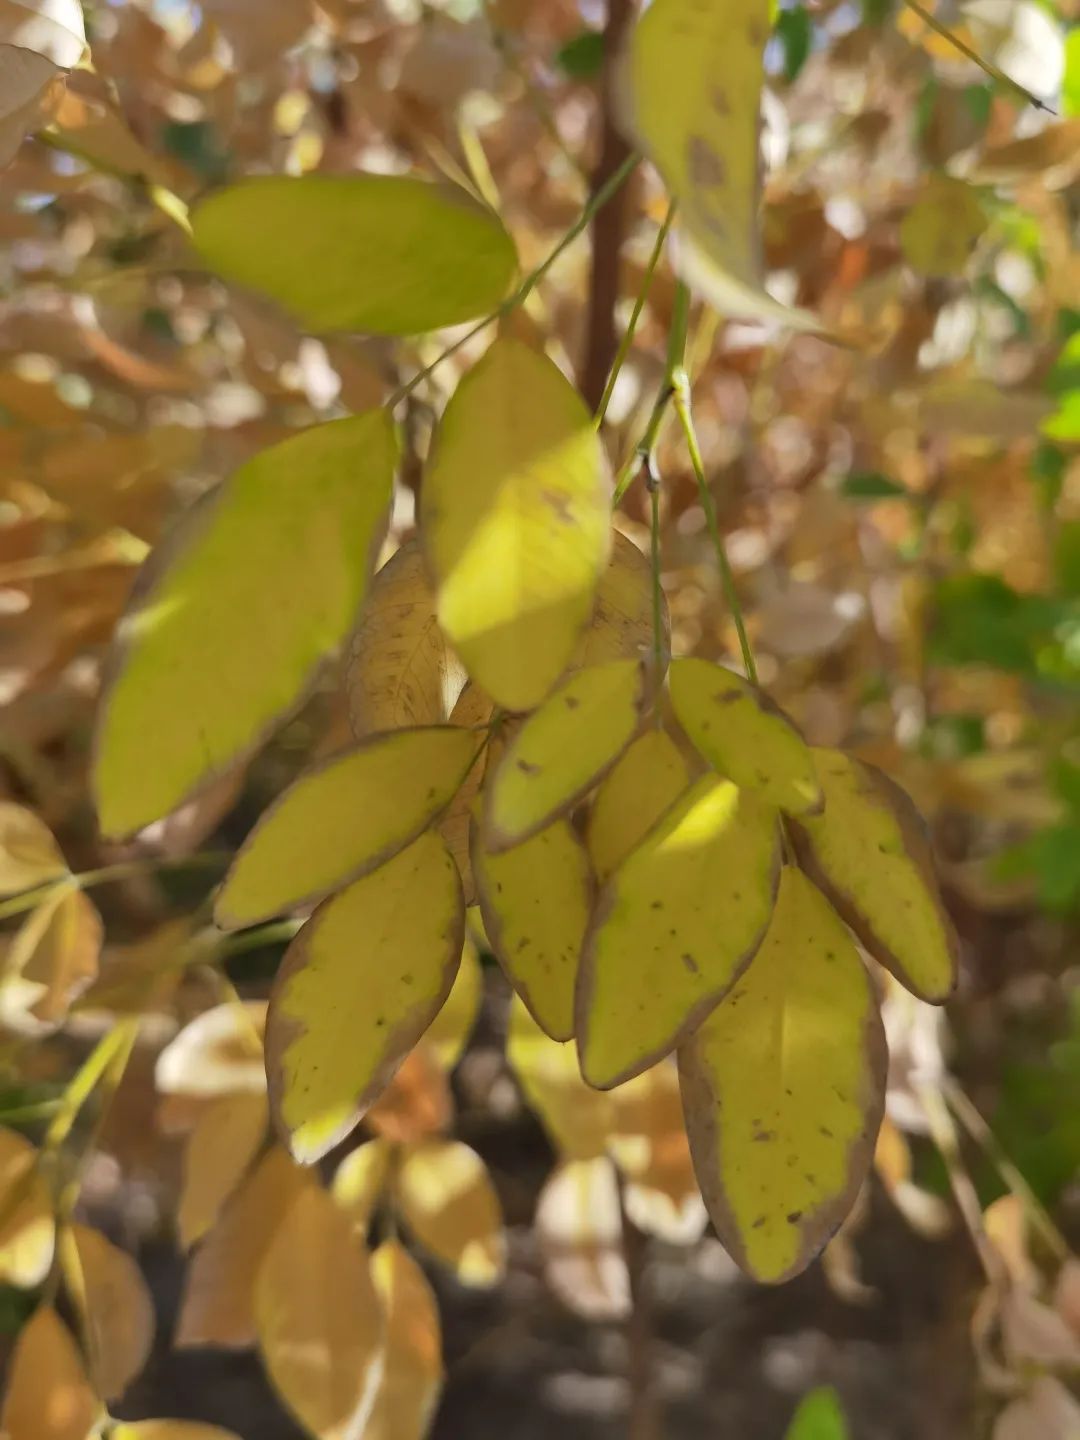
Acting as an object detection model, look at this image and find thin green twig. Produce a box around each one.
[670,359,757,684]
[389,152,640,407]
[596,202,677,426]
[612,278,690,506]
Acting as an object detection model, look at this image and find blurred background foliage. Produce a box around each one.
[0,0,1078,1437]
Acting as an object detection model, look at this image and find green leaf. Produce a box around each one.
[785,1386,851,1440]
[555,29,604,80]
[838,471,908,502]
[1064,27,1080,118]
[265,833,465,1163]
[928,574,1058,673]
[679,869,886,1283]
[192,175,518,335]
[94,412,397,838]
[422,338,611,712]
[577,777,780,1089]
[776,5,812,82]
[215,726,479,930]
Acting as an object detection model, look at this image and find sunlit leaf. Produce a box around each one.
[266,833,464,1162]
[346,538,467,738]
[536,1157,630,1320]
[364,1240,444,1440]
[0,1127,54,1288]
[215,726,478,929]
[785,1386,850,1440]
[586,728,691,882]
[113,1424,244,1440]
[679,867,887,1282]
[790,750,958,1002]
[193,174,517,335]
[395,1139,506,1287]
[625,0,818,327]
[578,777,780,1089]
[0,1306,98,1440]
[94,411,397,838]
[177,1145,307,1348]
[0,803,66,896]
[473,817,589,1041]
[2,882,102,1029]
[177,1092,268,1249]
[485,659,646,850]
[669,658,822,815]
[60,1223,154,1401]
[0,0,86,169]
[332,1140,391,1237]
[255,1180,382,1440]
[156,1001,267,1098]
[438,684,497,904]
[506,996,614,1160]
[422,338,611,712]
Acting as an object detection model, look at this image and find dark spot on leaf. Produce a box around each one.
[786,1210,803,1225]
[686,134,727,188]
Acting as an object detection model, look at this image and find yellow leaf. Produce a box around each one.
[0,1127,54,1288]
[255,1181,382,1440]
[0,803,66,896]
[506,996,614,1160]
[423,932,482,1070]
[578,776,780,1089]
[60,1223,154,1401]
[439,683,497,904]
[536,1157,630,1320]
[346,538,467,738]
[678,867,887,1282]
[1,1306,99,1440]
[572,530,665,668]
[332,1140,391,1236]
[422,338,611,712]
[364,1240,444,1440]
[790,750,958,1002]
[2,883,102,1029]
[485,660,646,850]
[625,0,818,328]
[193,174,517,335]
[94,411,397,838]
[395,1140,506,1287]
[177,1145,307,1348]
[266,833,465,1162]
[177,1092,269,1249]
[586,729,691,882]
[215,726,478,930]
[113,1423,244,1440]
[155,1002,267,1098]
[473,817,588,1041]
[668,658,822,816]
[899,174,987,277]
